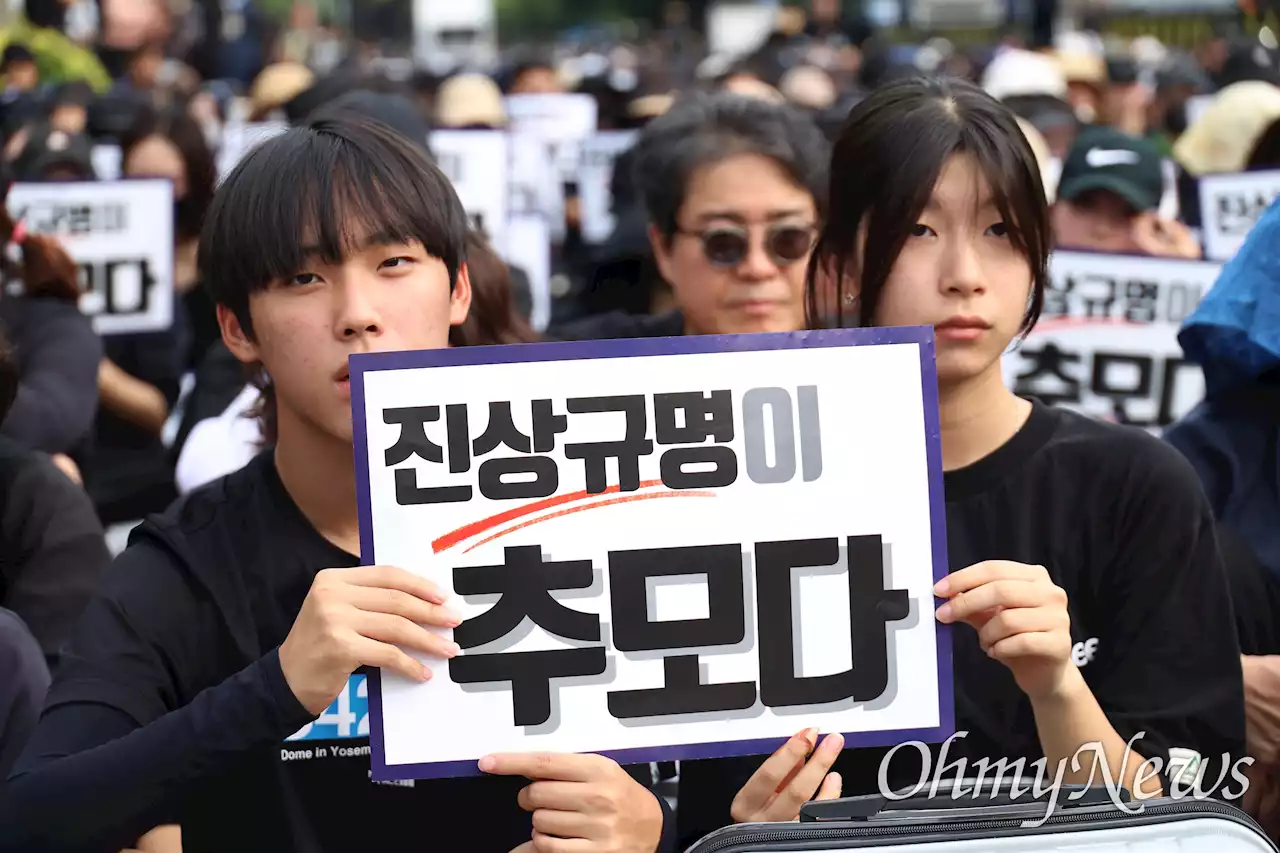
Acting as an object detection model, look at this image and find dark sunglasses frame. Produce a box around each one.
[675,222,818,269]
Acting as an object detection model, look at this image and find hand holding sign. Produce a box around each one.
[481,752,663,853]
[278,565,463,715]
[934,561,1073,701]
[731,728,844,823]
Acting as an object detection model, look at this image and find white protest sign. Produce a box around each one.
[8,179,174,336]
[1197,169,1280,262]
[430,130,510,252]
[353,329,953,781]
[216,121,288,183]
[91,144,121,180]
[1001,251,1220,430]
[503,93,598,166]
[502,213,552,332]
[508,133,566,242]
[578,131,639,244]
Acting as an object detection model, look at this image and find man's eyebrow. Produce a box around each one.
[693,208,812,223]
[297,231,408,257]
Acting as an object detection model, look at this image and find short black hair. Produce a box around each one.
[807,75,1049,337]
[198,111,468,339]
[631,91,830,240]
[1,43,34,70]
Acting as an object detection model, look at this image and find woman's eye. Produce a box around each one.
[986,222,1010,238]
[289,273,319,286]
[911,223,935,238]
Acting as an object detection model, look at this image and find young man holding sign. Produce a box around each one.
[0,112,671,853]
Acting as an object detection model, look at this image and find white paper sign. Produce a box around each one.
[1001,251,1219,430]
[91,144,121,181]
[1197,169,1280,262]
[8,179,174,335]
[578,131,639,244]
[501,213,552,332]
[430,130,510,252]
[353,329,953,781]
[216,121,288,183]
[508,133,565,242]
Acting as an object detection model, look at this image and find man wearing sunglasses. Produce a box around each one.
[555,91,829,341]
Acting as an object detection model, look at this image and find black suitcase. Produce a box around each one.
[686,778,1279,853]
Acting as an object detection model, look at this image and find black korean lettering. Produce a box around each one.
[1165,282,1205,325]
[1012,343,1083,405]
[1216,191,1273,235]
[1156,356,1202,426]
[1079,275,1117,319]
[473,400,568,501]
[1122,281,1159,324]
[101,258,154,316]
[450,648,607,727]
[383,405,472,504]
[1090,351,1155,426]
[755,535,909,706]
[452,545,600,648]
[449,545,605,727]
[1043,273,1074,319]
[654,391,738,490]
[68,204,92,236]
[606,544,755,718]
[564,395,653,494]
[104,203,126,232]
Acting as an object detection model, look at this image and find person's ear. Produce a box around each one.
[648,223,677,286]
[449,263,473,328]
[217,303,260,365]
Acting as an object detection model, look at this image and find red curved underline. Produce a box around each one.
[432,479,667,554]
[461,490,716,554]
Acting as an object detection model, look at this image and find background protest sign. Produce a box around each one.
[352,329,953,781]
[430,130,510,251]
[1197,169,1280,262]
[8,178,174,336]
[1001,250,1220,430]
[578,130,640,244]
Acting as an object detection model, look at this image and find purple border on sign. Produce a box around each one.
[349,327,955,782]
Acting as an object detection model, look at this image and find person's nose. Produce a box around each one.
[735,232,781,282]
[332,275,384,343]
[940,235,986,298]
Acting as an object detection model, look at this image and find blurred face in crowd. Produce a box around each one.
[1051,189,1139,254]
[5,60,37,92]
[651,152,817,337]
[511,66,561,95]
[869,153,1033,386]
[49,103,87,135]
[125,133,188,198]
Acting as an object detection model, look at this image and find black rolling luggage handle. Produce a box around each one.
[684,776,1279,853]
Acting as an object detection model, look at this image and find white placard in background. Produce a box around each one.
[1197,169,1280,262]
[431,130,510,253]
[91,144,121,181]
[502,213,552,332]
[353,329,952,780]
[216,121,289,183]
[1001,251,1219,430]
[578,131,639,244]
[8,179,174,336]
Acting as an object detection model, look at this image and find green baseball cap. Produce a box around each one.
[1057,126,1164,213]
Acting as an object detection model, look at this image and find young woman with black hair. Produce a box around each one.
[676,76,1246,849]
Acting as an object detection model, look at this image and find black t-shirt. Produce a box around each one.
[676,400,1246,848]
[7,451,541,852]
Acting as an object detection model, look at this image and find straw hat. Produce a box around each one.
[436,73,507,128]
[1173,81,1280,176]
[249,62,315,120]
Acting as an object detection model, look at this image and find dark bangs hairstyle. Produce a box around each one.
[632,91,831,240]
[805,76,1050,336]
[198,109,469,341]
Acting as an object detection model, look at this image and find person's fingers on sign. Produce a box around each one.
[480,752,664,852]
[731,728,844,823]
[277,565,463,714]
[934,560,1073,700]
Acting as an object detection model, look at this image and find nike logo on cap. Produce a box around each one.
[1085,147,1141,168]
